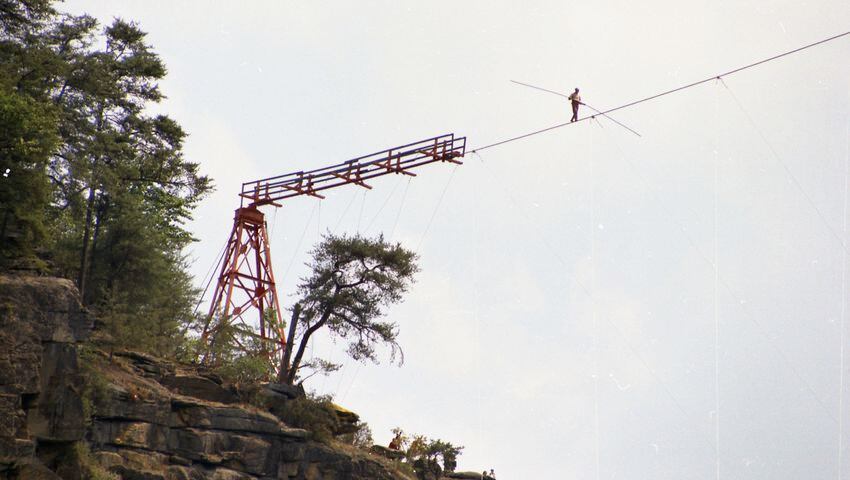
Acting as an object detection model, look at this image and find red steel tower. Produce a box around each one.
[199,134,466,367]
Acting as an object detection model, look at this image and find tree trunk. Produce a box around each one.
[284,311,330,385]
[0,208,9,246]
[77,186,95,301]
[278,304,301,383]
[85,195,106,305]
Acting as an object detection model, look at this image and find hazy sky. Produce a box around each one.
[62,1,850,478]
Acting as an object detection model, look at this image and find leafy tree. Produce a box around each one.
[341,420,373,449]
[0,88,58,267]
[1,2,212,358]
[390,427,463,475]
[201,319,275,387]
[277,232,419,385]
[42,17,210,302]
[0,0,59,266]
[421,439,462,473]
[0,0,53,37]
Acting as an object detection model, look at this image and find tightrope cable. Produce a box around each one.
[471,31,850,153]
[510,80,642,137]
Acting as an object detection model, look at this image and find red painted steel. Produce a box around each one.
[200,134,465,370]
[239,134,465,207]
[201,206,285,364]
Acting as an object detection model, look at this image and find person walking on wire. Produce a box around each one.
[568,87,582,122]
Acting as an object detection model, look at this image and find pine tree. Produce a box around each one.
[1,2,212,357]
[277,233,419,385]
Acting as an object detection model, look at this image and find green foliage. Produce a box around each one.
[89,233,201,358]
[78,345,111,421]
[198,310,276,386]
[1,1,212,358]
[214,351,273,388]
[0,0,54,35]
[71,442,119,480]
[279,232,419,384]
[277,393,340,444]
[0,88,59,267]
[422,439,462,473]
[391,428,464,474]
[339,420,373,449]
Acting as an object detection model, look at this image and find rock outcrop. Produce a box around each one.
[442,473,483,480]
[0,274,412,480]
[0,275,92,477]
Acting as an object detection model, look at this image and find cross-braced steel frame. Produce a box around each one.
[199,134,465,369]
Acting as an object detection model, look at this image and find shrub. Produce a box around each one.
[339,420,373,449]
[391,428,463,475]
[71,442,119,480]
[78,345,111,421]
[277,394,339,444]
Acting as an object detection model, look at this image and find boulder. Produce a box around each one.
[0,276,92,344]
[95,447,172,480]
[91,420,169,451]
[167,428,276,476]
[264,382,305,400]
[93,383,171,426]
[170,396,306,438]
[329,403,359,435]
[258,382,305,419]
[160,374,237,405]
[114,351,175,380]
[281,442,398,480]
[442,472,483,480]
[370,444,405,460]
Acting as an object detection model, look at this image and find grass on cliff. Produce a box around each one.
[72,443,120,480]
[78,345,113,421]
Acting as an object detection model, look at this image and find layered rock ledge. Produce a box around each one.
[0,274,410,480]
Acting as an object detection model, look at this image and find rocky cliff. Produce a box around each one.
[0,274,414,480]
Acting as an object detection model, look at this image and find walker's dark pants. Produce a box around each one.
[571,101,580,122]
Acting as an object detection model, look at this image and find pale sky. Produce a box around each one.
[62,1,850,478]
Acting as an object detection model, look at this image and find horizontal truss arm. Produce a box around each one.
[240,134,465,207]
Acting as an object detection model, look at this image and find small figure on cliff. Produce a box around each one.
[388,431,403,450]
[482,471,490,480]
[489,468,497,479]
[568,87,582,122]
